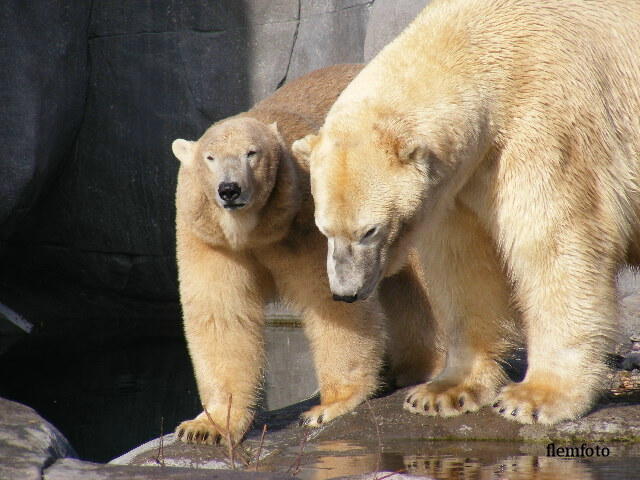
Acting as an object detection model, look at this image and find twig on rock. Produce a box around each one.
[226,393,236,470]
[366,399,383,476]
[287,429,309,475]
[255,424,268,471]
[153,416,165,467]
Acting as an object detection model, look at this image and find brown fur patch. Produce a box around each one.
[321,384,360,405]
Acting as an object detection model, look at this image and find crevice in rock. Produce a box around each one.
[277,0,301,89]
[88,28,226,40]
[302,0,376,18]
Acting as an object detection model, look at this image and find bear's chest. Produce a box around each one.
[217,210,260,250]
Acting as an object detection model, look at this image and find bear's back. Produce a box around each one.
[247,64,363,148]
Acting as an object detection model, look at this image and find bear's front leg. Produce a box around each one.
[299,298,387,427]
[404,202,516,417]
[492,144,619,424]
[176,230,267,444]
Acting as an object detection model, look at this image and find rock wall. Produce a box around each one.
[364,0,430,61]
[0,1,91,235]
[0,0,400,334]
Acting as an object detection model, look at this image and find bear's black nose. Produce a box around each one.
[218,182,241,202]
[332,294,358,303]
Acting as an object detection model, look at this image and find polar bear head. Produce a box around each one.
[172,117,282,213]
[293,118,437,302]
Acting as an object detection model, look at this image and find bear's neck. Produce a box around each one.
[245,147,304,249]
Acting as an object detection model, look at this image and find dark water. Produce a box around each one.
[0,324,317,462]
[0,334,200,462]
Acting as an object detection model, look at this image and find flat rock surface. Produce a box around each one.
[44,458,297,480]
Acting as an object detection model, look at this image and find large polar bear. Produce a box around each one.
[171,65,439,444]
[294,0,640,425]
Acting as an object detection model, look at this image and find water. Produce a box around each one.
[0,334,199,462]
[303,450,640,479]
[274,440,640,479]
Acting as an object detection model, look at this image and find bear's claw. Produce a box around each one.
[176,418,223,445]
[403,381,495,417]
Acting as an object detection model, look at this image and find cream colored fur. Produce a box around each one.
[295,0,640,424]
[172,65,440,445]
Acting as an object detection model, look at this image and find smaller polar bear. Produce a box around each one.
[295,0,640,425]
[171,65,439,445]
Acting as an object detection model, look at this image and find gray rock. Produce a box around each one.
[0,0,373,331]
[0,397,75,480]
[520,404,640,443]
[621,353,640,371]
[287,0,372,82]
[263,325,318,411]
[45,458,298,480]
[0,1,91,237]
[617,268,640,342]
[364,0,431,61]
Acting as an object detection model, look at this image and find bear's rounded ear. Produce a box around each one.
[292,133,319,165]
[171,139,196,167]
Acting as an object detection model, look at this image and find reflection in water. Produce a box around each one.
[298,441,397,480]
[404,454,594,480]
[293,441,640,480]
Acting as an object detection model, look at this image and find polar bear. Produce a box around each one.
[294,0,640,425]
[171,65,439,445]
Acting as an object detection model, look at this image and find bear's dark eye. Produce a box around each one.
[247,150,257,157]
[361,227,377,242]
[206,155,214,161]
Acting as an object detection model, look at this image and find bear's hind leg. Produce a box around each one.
[404,202,515,417]
[378,259,443,387]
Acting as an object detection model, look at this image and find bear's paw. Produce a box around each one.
[299,384,371,428]
[298,401,363,428]
[492,381,591,424]
[176,417,224,445]
[176,411,248,446]
[403,380,497,417]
